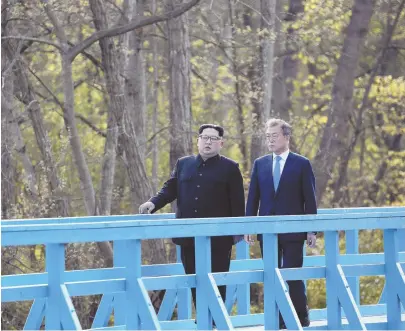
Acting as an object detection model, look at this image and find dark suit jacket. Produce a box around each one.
[246,152,317,242]
[150,154,245,247]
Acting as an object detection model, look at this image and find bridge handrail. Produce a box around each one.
[2,212,404,247]
[2,206,404,226]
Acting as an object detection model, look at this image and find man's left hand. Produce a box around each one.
[307,233,317,248]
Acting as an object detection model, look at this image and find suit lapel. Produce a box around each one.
[264,155,275,195]
[275,152,296,196]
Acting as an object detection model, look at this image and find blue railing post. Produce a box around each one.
[113,241,127,326]
[235,241,250,315]
[176,245,192,320]
[346,230,359,304]
[125,239,142,329]
[384,229,402,330]
[263,233,279,330]
[398,229,405,252]
[195,236,212,330]
[325,231,342,329]
[45,243,65,330]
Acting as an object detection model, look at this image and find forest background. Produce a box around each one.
[1,0,404,328]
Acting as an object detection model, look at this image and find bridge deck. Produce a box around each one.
[238,313,405,330]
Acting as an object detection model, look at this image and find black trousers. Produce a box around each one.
[180,242,232,308]
[260,238,308,318]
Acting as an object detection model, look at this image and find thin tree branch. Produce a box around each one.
[75,114,107,138]
[27,65,64,109]
[1,36,61,50]
[147,126,170,144]
[41,0,69,45]
[67,0,201,61]
[27,65,107,138]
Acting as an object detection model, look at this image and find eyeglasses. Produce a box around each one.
[198,135,222,142]
[265,133,281,140]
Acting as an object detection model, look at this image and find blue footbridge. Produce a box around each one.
[1,207,405,330]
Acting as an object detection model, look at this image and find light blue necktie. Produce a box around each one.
[273,155,282,191]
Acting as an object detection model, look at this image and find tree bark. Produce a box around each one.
[313,0,375,203]
[40,0,99,215]
[151,0,160,193]
[273,0,304,119]
[89,0,121,216]
[167,0,193,170]
[1,38,16,219]
[12,58,69,217]
[228,0,248,171]
[124,0,147,159]
[250,0,278,165]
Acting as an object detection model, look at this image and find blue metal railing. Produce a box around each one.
[1,207,405,330]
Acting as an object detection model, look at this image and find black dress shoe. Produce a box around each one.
[300,317,310,327]
[298,306,310,327]
[299,314,310,327]
[194,319,216,329]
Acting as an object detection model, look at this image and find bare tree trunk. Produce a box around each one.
[313,0,375,203]
[41,0,98,213]
[61,56,98,213]
[13,59,69,217]
[167,0,193,170]
[151,0,159,193]
[2,37,38,203]
[1,130,16,219]
[9,113,38,201]
[90,0,168,273]
[228,0,248,171]
[90,0,121,216]
[124,0,147,159]
[1,40,16,219]
[90,0,150,266]
[111,142,127,215]
[40,1,106,274]
[250,0,278,165]
[260,0,277,119]
[274,0,304,120]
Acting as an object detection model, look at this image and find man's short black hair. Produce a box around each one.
[198,124,224,137]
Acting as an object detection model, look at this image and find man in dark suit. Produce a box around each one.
[246,118,317,328]
[139,124,245,307]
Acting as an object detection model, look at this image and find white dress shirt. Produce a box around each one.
[272,149,290,176]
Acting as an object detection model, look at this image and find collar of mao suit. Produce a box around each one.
[196,153,220,168]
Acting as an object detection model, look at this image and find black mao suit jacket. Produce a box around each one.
[150,154,245,248]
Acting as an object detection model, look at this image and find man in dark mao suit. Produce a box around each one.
[139,124,245,307]
[246,118,317,328]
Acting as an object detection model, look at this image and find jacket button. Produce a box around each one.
[194,209,197,213]
[197,185,200,188]
[195,197,198,200]
[199,173,202,176]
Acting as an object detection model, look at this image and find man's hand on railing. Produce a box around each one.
[307,232,317,248]
[139,201,155,214]
[244,234,255,245]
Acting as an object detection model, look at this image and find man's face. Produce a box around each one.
[197,128,223,159]
[265,125,289,155]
